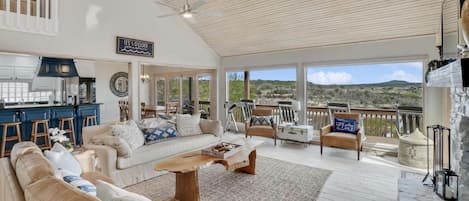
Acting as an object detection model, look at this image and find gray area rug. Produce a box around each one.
[125,156,332,201]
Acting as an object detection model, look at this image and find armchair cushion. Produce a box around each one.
[250,115,274,127]
[333,118,357,134]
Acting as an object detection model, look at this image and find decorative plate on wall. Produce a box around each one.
[110,72,128,97]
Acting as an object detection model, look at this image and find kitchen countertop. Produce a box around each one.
[1,103,103,110]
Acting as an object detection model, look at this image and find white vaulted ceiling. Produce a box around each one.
[162,0,458,57]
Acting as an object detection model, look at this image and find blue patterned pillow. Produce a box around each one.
[250,115,274,126]
[59,169,96,196]
[333,118,357,134]
[142,125,179,144]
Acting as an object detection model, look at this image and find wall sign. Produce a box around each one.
[116,36,154,58]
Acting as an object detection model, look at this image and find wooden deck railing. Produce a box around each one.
[230,104,423,139]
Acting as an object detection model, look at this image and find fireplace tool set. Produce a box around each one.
[423,125,459,200]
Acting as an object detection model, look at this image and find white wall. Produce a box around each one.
[0,0,219,68]
[95,61,128,124]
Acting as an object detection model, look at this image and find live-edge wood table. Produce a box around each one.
[154,140,263,201]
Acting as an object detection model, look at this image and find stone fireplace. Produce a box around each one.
[450,87,469,198]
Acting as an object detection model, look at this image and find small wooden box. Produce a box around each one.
[202,142,242,159]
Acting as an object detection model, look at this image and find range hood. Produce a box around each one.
[37,57,79,77]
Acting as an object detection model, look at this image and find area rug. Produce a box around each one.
[125,156,332,201]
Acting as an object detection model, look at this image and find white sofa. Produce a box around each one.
[82,119,223,187]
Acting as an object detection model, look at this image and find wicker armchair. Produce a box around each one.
[245,108,277,146]
[320,113,365,160]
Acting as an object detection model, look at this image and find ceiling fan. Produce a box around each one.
[155,0,222,19]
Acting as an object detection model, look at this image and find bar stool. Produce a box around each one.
[83,115,97,128]
[31,119,51,150]
[1,122,22,157]
[59,117,76,145]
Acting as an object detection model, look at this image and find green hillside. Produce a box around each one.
[228,79,422,108]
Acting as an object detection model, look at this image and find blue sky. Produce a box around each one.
[247,62,423,84]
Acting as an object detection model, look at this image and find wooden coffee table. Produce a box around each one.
[154,139,263,201]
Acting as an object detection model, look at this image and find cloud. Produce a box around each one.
[308,71,353,85]
[388,70,421,82]
[408,62,423,70]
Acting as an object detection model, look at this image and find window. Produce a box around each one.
[227,68,297,105]
[168,77,180,102]
[228,71,246,102]
[156,78,165,106]
[181,76,191,105]
[198,75,210,101]
[307,62,423,108]
[0,82,52,103]
[249,68,296,105]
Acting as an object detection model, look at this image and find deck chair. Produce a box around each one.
[327,102,351,124]
[278,101,297,126]
[240,99,256,122]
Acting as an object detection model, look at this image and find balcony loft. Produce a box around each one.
[0,0,58,35]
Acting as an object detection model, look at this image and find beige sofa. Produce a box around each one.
[0,142,111,201]
[83,119,223,187]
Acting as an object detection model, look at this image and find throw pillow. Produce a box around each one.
[199,119,221,136]
[103,136,133,158]
[89,131,112,145]
[90,135,132,158]
[333,118,357,134]
[44,143,82,176]
[111,120,145,150]
[137,118,170,129]
[142,125,179,145]
[250,115,274,126]
[176,113,203,136]
[59,169,96,196]
[96,180,151,201]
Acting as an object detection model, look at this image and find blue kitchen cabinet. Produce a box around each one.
[76,104,100,145]
[19,108,51,143]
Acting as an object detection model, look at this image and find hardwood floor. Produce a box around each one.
[233,135,426,201]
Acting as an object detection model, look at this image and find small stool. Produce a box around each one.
[83,115,97,128]
[59,117,76,145]
[31,119,51,150]
[1,122,22,157]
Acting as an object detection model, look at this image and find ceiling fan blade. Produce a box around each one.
[157,12,179,18]
[191,0,207,10]
[154,0,179,10]
[195,10,223,17]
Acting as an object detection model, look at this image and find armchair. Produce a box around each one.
[245,108,277,146]
[320,113,365,160]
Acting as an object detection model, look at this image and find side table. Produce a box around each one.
[277,124,315,144]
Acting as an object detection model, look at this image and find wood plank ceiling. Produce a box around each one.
[162,0,458,57]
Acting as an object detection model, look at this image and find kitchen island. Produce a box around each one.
[0,103,101,151]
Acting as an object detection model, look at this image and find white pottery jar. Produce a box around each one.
[398,128,434,169]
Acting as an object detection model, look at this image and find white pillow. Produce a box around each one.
[44,143,82,176]
[137,118,169,129]
[111,121,145,150]
[176,113,203,136]
[96,180,151,201]
[58,169,96,196]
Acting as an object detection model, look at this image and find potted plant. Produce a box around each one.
[49,128,73,152]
